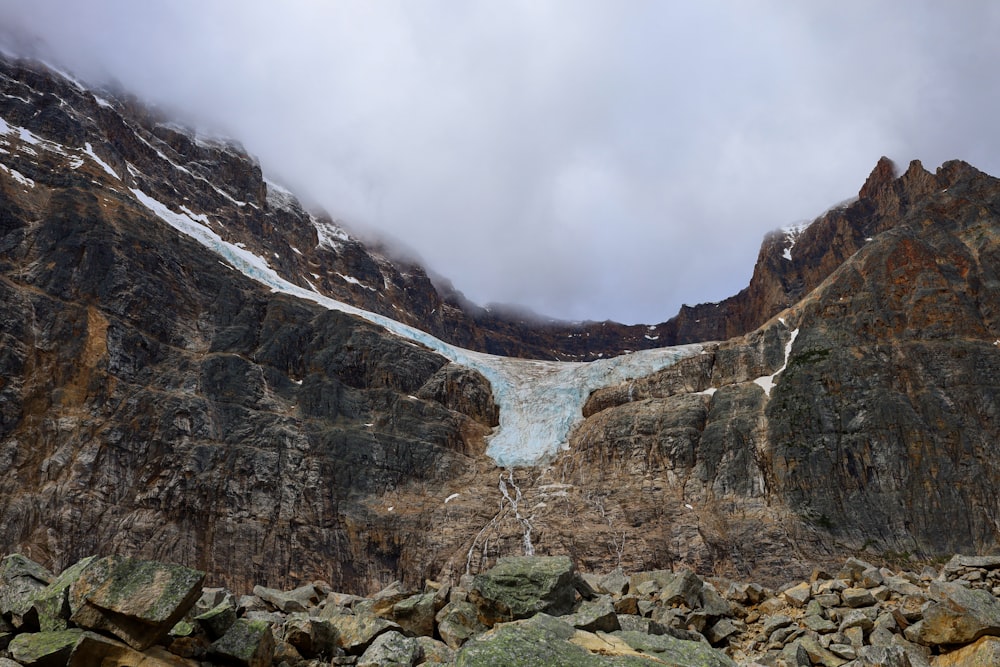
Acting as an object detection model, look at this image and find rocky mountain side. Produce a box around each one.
[3,51,1000,604]
[5,551,1000,666]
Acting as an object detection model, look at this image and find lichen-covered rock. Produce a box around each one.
[0,554,53,625]
[565,596,620,633]
[327,612,400,654]
[280,613,337,658]
[209,619,275,667]
[357,630,422,667]
[454,614,602,666]
[69,556,205,650]
[389,591,437,637]
[613,630,738,667]
[252,583,319,613]
[8,629,83,666]
[31,556,95,632]
[470,556,577,625]
[194,600,237,640]
[436,600,487,649]
[66,631,190,667]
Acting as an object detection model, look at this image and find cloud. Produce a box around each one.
[2,1,999,323]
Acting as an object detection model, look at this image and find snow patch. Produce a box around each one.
[444,493,460,504]
[697,387,717,396]
[337,273,377,291]
[781,221,810,262]
[83,143,119,179]
[314,216,350,249]
[0,163,34,188]
[753,328,799,397]
[644,334,659,341]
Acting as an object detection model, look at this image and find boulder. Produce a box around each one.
[252,583,320,613]
[783,581,812,607]
[0,554,53,626]
[68,556,205,650]
[436,600,487,649]
[8,630,83,666]
[390,592,437,637]
[612,630,737,666]
[469,556,577,625]
[357,630,422,667]
[194,601,237,640]
[280,613,337,658]
[914,581,1000,646]
[67,632,193,666]
[565,596,620,633]
[209,619,275,667]
[454,614,605,666]
[857,645,911,666]
[327,612,400,654]
[932,635,1000,666]
[416,635,455,665]
[31,556,95,632]
[597,568,630,596]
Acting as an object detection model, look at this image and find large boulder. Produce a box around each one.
[209,618,275,667]
[8,630,83,666]
[612,630,737,667]
[30,557,96,632]
[913,581,1000,646]
[469,556,578,625]
[68,556,205,650]
[327,612,400,654]
[0,554,53,627]
[933,635,1000,666]
[357,630,422,667]
[436,600,488,649]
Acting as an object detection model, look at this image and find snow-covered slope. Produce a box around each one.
[132,187,703,466]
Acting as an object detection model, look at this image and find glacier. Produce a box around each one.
[132,188,702,467]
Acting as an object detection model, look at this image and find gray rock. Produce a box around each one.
[30,556,95,632]
[8,629,83,666]
[614,630,738,666]
[390,592,437,637]
[706,618,743,644]
[913,580,1000,646]
[210,618,275,667]
[783,581,812,607]
[68,556,205,650]
[0,554,53,625]
[597,568,629,596]
[566,597,620,633]
[253,583,320,613]
[357,630,421,667]
[842,587,877,608]
[195,600,238,640]
[281,612,338,658]
[435,600,487,649]
[857,644,911,666]
[328,612,400,654]
[469,556,577,625]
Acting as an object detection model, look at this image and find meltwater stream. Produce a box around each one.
[134,189,702,466]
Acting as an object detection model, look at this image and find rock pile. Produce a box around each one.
[4,552,1000,666]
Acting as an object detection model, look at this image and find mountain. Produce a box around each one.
[2,53,1000,594]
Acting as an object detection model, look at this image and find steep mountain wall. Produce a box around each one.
[3,54,1000,595]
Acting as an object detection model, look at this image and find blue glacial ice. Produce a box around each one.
[132,189,702,467]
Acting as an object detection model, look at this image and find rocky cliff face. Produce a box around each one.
[2,53,1000,599]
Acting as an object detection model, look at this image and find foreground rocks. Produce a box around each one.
[6,553,1000,666]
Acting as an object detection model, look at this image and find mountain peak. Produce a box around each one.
[858,155,898,201]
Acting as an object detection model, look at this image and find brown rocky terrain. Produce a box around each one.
[2,51,1000,613]
[5,550,1000,666]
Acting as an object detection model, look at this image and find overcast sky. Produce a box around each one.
[2,2,999,324]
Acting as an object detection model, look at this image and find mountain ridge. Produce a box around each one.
[2,52,1000,599]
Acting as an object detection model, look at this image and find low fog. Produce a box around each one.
[2,2,999,323]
